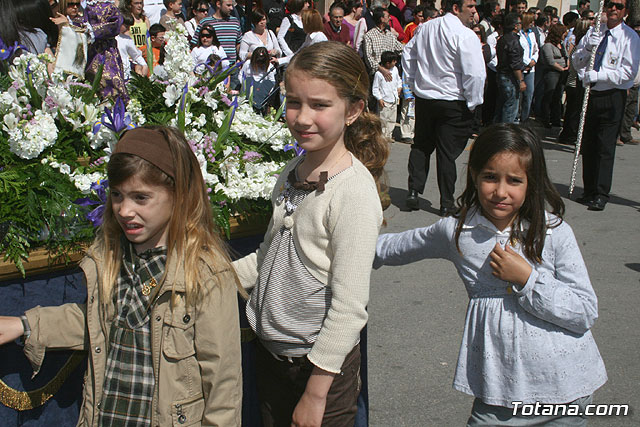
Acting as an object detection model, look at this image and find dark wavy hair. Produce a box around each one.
[454,124,565,262]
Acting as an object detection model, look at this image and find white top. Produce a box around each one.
[239,60,277,84]
[519,29,539,73]
[573,22,640,91]
[375,210,607,407]
[191,45,229,72]
[277,13,303,56]
[372,67,401,103]
[143,0,166,26]
[184,18,199,39]
[487,31,498,72]
[239,29,281,60]
[116,34,147,80]
[402,13,486,110]
[234,154,382,373]
[277,32,328,66]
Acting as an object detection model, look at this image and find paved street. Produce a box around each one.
[367,125,640,426]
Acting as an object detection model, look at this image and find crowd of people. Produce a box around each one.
[0,0,639,426]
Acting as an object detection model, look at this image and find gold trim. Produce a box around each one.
[0,352,85,411]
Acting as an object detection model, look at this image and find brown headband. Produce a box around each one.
[114,128,175,179]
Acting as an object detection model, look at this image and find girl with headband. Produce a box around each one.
[0,126,243,426]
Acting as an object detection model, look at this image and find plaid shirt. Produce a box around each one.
[99,241,167,427]
[363,26,403,75]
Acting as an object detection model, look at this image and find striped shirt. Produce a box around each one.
[191,16,242,63]
[247,171,349,357]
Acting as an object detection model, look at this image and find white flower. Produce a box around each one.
[59,164,71,175]
[8,110,58,159]
[163,84,182,107]
[3,113,18,131]
[47,86,73,110]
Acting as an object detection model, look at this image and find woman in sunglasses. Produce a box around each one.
[191,23,228,72]
[185,0,210,39]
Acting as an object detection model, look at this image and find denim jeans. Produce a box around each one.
[520,71,535,122]
[495,72,520,124]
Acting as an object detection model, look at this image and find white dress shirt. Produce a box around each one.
[116,34,147,80]
[402,13,486,110]
[372,66,402,103]
[573,22,640,91]
[519,29,539,73]
[143,0,166,26]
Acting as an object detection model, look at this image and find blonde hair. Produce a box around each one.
[95,126,244,316]
[285,41,389,194]
[301,9,324,33]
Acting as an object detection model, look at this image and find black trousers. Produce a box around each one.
[408,97,473,209]
[558,83,585,143]
[581,89,626,200]
[256,341,361,427]
[619,85,639,143]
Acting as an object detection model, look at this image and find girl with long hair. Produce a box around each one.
[0,126,243,426]
[375,123,607,425]
[233,41,389,426]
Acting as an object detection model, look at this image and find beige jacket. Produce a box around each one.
[24,246,242,427]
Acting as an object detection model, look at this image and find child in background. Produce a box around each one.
[159,0,185,31]
[375,123,607,426]
[148,23,165,67]
[372,51,402,140]
[191,23,228,72]
[124,0,151,55]
[116,11,149,79]
[0,126,243,426]
[233,41,389,426]
[239,47,277,111]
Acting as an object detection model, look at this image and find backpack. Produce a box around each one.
[283,15,306,53]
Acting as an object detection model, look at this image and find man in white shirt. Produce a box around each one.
[572,0,640,211]
[143,0,167,25]
[402,0,486,215]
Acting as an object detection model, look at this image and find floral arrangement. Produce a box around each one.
[0,24,296,276]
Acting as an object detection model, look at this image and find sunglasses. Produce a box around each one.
[68,2,81,6]
[201,33,213,38]
[196,8,208,12]
[607,1,625,9]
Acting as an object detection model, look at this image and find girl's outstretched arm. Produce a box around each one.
[508,222,599,335]
[0,316,24,345]
[374,219,450,269]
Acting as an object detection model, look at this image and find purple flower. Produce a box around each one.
[179,83,189,112]
[284,141,306,156]
[74,180,108,227]
[44,96,57,110]
[242,151,262,162]
[93,98,136,135]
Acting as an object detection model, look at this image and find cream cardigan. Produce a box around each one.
[233,153,383,373]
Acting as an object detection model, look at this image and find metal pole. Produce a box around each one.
[568,0,607,197]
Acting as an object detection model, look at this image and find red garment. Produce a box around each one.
[389,15,406,43]
[323,21,351,45]
[404,22,418,43]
